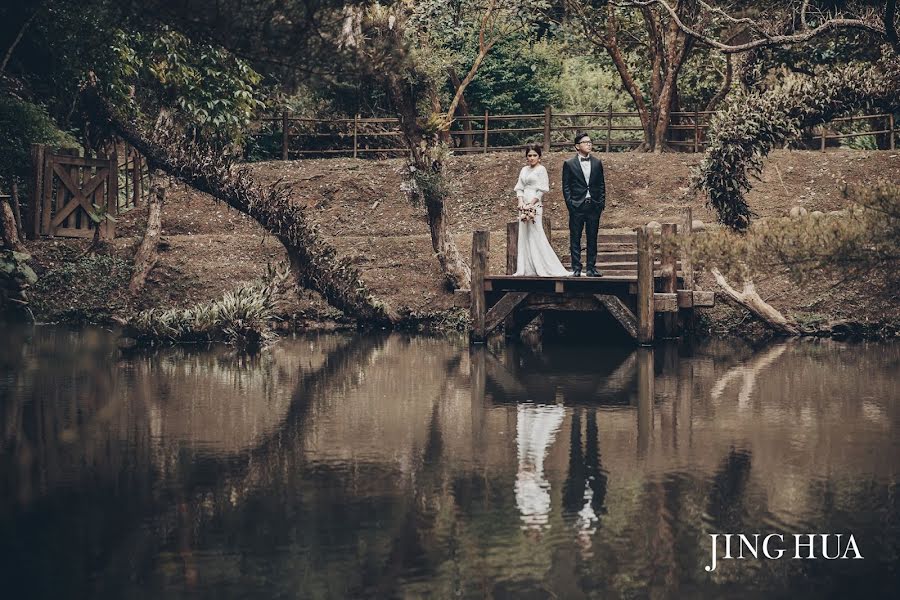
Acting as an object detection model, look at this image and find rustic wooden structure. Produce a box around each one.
[264,107,896,159]
[470,210,714,345]
[27,143,148,240]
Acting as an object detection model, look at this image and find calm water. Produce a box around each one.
[1,325,898,599]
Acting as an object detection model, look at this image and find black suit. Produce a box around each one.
[562,155,606,272]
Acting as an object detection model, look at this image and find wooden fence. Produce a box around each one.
[254,107,897,159]
[26,141,150,240]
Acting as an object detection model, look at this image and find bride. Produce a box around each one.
[514,145,571,277]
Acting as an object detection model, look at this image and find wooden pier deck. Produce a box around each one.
[469,209,714,345]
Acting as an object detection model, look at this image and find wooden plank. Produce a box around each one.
[40,152,53,235]
[470,230,489,343]
[506,221,518,275]
[680,208,694,290]
[660,223,679,336]
[282,110,289,160]
[595,294,638,339]
[105,147,117,239]
[484,292,531,335]
[42,155,110,169]
[693,290,715,307]
[636,226,654,344]
[654,293,678,313]
[525,294,600,311]
[28,144,45,239]
[677,290,693,308]
[52,227,95,239]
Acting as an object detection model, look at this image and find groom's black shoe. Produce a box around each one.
[572,269,582,277]
[586,269,602,277]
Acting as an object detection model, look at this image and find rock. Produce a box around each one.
[789,206,808,218]
[646,220,662,230]
[810,210,824,218]
[691,219,705,231]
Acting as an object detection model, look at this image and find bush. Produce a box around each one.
[0,95,78,190]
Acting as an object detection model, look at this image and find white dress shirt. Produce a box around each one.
[579,155,591,198]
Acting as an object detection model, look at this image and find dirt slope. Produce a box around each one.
[26,149,900,333]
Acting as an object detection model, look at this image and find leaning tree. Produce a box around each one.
[693,57,900,229]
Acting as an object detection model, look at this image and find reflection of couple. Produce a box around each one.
[515,405,607,534]
[513,132,606,278]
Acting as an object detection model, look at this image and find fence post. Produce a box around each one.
[483,110,489,153]
[133,153,142,208]
[28,143,44,239]
[543,106,552,153]
[820,126,826,152]
[890,113,895,151]
[105,147,118,239]
[606,104,612,152]
[693,108,700,153]
[282,110,289,160]
[353,114,359,159]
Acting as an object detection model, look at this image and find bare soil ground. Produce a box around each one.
[25,149,900,336]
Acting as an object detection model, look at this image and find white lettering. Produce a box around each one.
[763,534,785,559]
[841,534,863,559]
[794,534,816,559]
[737,534,759,559]
[821,534,842,560]
[705,534,719,572]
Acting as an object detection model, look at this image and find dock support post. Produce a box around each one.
[506,222,518,275]
[470,230,489,343]
[637,347,654,457]
[660,223,678,338]
[636,226,654,345]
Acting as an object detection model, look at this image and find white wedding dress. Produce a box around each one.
[513,165,571,277]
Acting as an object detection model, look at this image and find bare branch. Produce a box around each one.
[621,0,887,54]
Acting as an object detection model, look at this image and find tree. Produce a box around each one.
[692,58,900,229]
[347,1,551,289]
[562,0,899,151]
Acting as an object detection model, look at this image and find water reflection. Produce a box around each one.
[0,326,898,599]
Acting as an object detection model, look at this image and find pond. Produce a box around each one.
[1,325,898,599]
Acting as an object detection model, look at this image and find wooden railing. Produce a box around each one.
[252,107,897,159]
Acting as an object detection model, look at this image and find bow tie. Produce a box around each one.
[580,157,591,162]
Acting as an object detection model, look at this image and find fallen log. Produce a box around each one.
[711,268,799,335]
[85,86,397,325]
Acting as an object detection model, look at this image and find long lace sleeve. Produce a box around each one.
[533,166,550,201]
[514,167,526,199]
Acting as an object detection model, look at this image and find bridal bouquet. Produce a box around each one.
[519,205,537,224]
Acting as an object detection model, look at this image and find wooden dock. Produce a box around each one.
[470,209,714,345]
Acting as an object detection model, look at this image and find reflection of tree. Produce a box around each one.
[706,448,753,533]
[711,343,787,409]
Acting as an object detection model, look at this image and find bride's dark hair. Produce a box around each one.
[524,144,542,157]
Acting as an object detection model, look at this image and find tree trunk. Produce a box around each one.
[448,67,474,148]
[0,192,25,252]
[86,87,397,325]
[385,72,471,290]
[712,269,799,335]
[0,3,42,74]
[422,175,471,290]
[10,181,24,241]
[128,178,164,295]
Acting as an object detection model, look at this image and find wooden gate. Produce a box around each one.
[29,146,117,239]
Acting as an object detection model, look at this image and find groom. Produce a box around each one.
[562,132,606,277]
